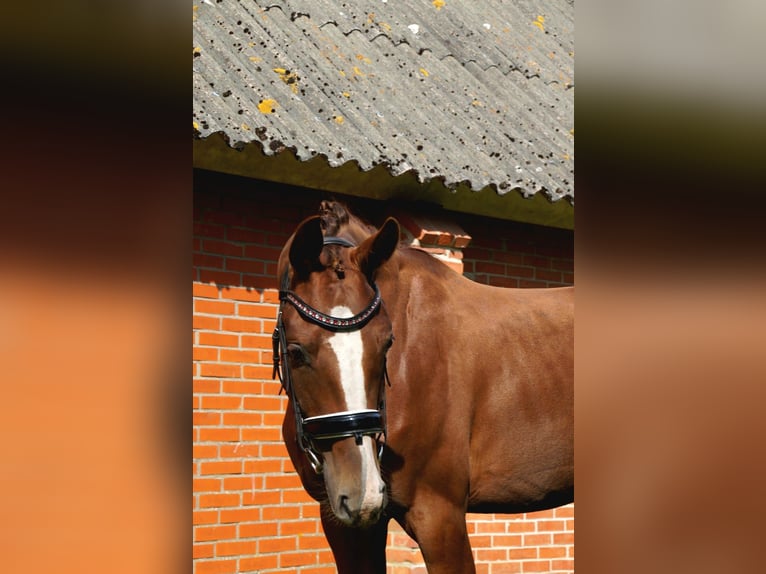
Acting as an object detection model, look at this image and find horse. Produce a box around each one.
[272,201,573,573]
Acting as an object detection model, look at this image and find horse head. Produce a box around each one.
[276,212,400,527]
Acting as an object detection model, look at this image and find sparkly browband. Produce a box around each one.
[279,284,382,332]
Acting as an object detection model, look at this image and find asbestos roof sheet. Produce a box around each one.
[193,0,573,204]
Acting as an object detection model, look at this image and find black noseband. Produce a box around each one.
[303,410,385,445]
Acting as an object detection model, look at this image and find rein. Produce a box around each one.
[272,236,390,474]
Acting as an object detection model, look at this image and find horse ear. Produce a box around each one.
[354,217,400,280]
[289,216,324,279]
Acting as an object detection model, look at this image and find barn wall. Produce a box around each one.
[192,170,574,574]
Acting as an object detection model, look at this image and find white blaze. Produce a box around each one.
[327,306,367,410]
[326,306,385,516]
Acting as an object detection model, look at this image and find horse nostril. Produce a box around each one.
[338,495,352,516]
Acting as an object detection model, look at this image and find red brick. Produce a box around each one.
[219,443,261,458]
[194,379,220,394]
[227,227,265,243]
[200,363,241,378]
[281,520,317,536]
[193,510,219,525]
[554,505,575,518]
[195,300,236,315]
[508,547,537,560]
[194,525,236,542]
[243,365,274,380]
[199,461,242,475]
[222,411,262,426]
[258,536,296,553]
[518,279,548,288]
[200,395,241,410]
[535,269,563,282]
[539,546,567,558]
[195,558,237,574]
[507,520,536,533]
[242,395,283,412]
[198,332,239,347]
[280,551,317,568]
[507,264,535,278]
[193,315,220,330]
[475,261,507,275]
[523,533,552,546]
[240,333,272,348]
[193,444,218,458]
[238,303,278,318]
[239,554,278,572]
[493,534,522,547]
[242,489,281,505]
[193,411,221,426]
[522,254,551,268]
[193,347,218,361]
[299,534,330,550]
[198,269,241,286]
[194,253,225,269]
[244,244,282,260]
[223,286,262,302]
[193,543,215,559]
[216,540,257,556]
[520,560,552,572]
[263,504,301,520]
[222,380,262,395]
[536,519,566,532]
[551,258,574,271]
[240,521,278,538]
[193,222,225,239]
[221,318,262,333]
[553,532,574,545]
[487,562,521,573]
[245,458,283,474]
[261,443,291,459]
[198,427,240,442]
[241,426,282,442]
[203,240,243,257]
[225,257,264,274]
[198,493,240,508]
[219,507,261,524]
[193,283,221,298]
[475,548,507,561]
[219,349,260,363]
[193,478,221,492]
[222,476,256,490]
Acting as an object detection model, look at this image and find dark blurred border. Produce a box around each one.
[3,2,766,574]
[576,1,766,573]
[0,3,189,574]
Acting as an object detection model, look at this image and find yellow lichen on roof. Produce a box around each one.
[273,68,299,94]
[433,0,446,10]
[533,15,545,31]
[258,99,278,114]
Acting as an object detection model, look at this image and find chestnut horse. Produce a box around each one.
[273,202,573,573]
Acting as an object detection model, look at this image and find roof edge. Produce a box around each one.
[193,134,574,230]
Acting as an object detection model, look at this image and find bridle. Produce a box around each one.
[272,236,391,475]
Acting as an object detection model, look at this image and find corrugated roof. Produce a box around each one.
[193,0,573,209]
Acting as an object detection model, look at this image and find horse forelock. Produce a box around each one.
[319,200,376,245]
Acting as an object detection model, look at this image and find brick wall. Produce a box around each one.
[193,170,574,574]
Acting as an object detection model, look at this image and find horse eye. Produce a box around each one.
[287,344,309,367]
[384,335,394,351]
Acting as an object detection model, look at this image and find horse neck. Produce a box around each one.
[377,246,461,316]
